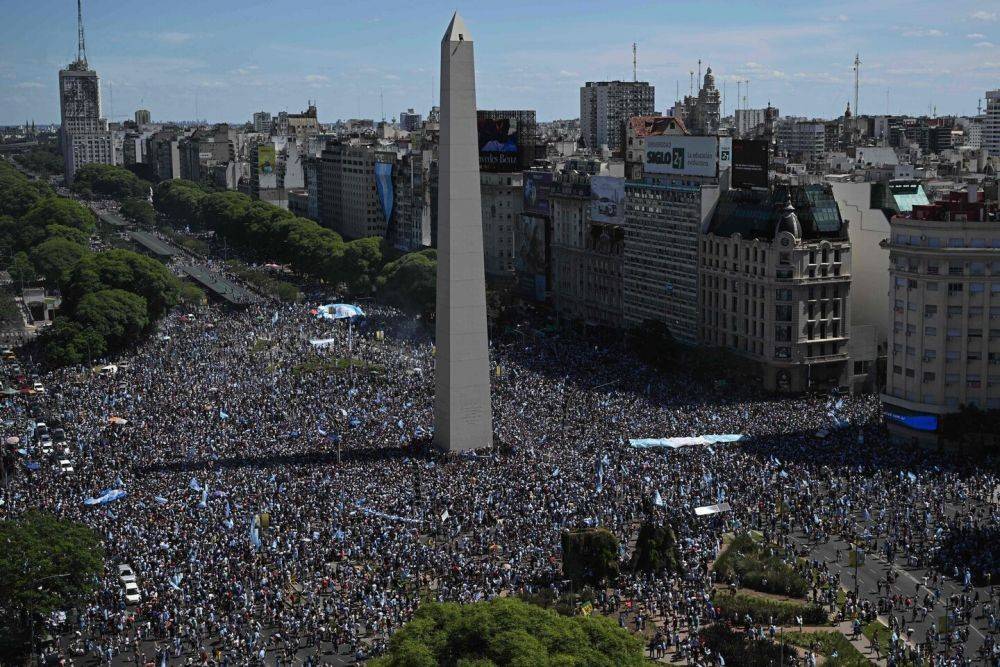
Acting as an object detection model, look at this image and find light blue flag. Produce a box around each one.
[189,477,202,492]
[654,490,665,507]
[219,409,229,420]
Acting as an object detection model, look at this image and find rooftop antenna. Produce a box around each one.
[886,88,889,115]
[853,53,860,117]
[689,71,694,96]
[632,42,637,83]
[746,79,750,109]
[108,80,113,121]
[380,88,385,122]
[76,0,87,67]
[978,98,982,115]
[737,81,741,113]
[675,80,679,103]
[698,59,702,84]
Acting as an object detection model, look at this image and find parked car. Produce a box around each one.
[32,382,45,394]
[58,459,74,474]
[51,428,66,443]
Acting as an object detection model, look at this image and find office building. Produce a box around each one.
[392,149,434,251]
[253,111,272,134]
[58,2,113,184]
[882,189,1000,443]
[701,184,852,392]
[580,80,654,154]
[735,107,779,138]
[985,90,1000,157]
[776,121,826,162]
[623,136,721,343]
[318,142,388,239]
[550,170,625,327]
[481,171,522,276]
[399,108,423,132]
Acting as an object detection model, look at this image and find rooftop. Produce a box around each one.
[708,183,847,241]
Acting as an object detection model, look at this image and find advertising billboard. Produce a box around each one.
[478,118,519,172]
[257,143,277,188]
[718,137,732,170]
[590,176,625,225]
[643,135,718,177]
[523,171,553,216]
[732,139,769,188]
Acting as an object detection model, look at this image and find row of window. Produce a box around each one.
[893,234,1000,249]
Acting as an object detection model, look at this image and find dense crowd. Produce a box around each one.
[2,301,999,666]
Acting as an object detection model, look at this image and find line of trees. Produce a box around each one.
[70,163,151,201]
[0,161,183,367]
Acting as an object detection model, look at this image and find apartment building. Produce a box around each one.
[481,171,523,276]
[882,188,1000,442]
[580,81,655,154]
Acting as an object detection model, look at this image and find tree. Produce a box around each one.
[338,237,384,293]
[40,318,107,367]
[73,289,149,350]
[377,250,436,315]
[561,528,621,587]
[64,249,180,319]
[7,251,36,287]
[43,224,91,247]
[179,282,206,306]
[119,198,156,226]
[29,238,89,288]
[0,512,104,663]
[153,179,206,221]
[71,163,150,200]
[0,162,52,218]
[13,145,63,178]
[22,197,97,234]
[631,521,682,575]
[371,598,645,667]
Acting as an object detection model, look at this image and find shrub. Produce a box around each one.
[561,528,620,587]
[713,592,828,626]
[699,625,789,667]
[714,534,809,598]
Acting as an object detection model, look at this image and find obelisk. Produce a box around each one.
[434,12,493,452]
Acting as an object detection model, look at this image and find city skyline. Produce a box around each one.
[1,0,997,126]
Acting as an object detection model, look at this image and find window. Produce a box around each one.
[924,326,937,336]
[923,371,936,383]
[948,238,963,248]
[946,373,959,385]
[925,305,937,317]
[927,282,939,292]
[971,283,985,294]
[905,368,915,378]
[893,365,902,375]
[949,264,964,276]
[948,283,964,294]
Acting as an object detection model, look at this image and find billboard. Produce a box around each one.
[523,171,553,216]
[590,176,625,225]
[718,137,732,170]
[732,139,769,188]
[257,143,277,188]
[478,118,519,172]
[643,135,718,177]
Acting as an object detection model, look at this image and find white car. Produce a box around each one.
[58,459,74,474]
[40,442,54,456]
[117,564,136,584]
[32,382,45,394]
[123,581,140,605]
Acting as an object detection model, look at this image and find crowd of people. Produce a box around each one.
[2,299,999,666]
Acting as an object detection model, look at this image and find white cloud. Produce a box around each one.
[974,41,996,48]
[970,10,997,21]
[304,74,329,82]
[968,33,986,39]
[900,28,944,37]
[15,81,44,89]
[558,69,579,78]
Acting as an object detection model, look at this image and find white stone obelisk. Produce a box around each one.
[434,12,493,452]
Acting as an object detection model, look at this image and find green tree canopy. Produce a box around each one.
[71,163,150,200]
[0,512,104,663]
[22,197,97,234]
[44,223,91,247]
[14,145,64,178]
[64,249,180,319]
[40,318,107,367]
[0,161,53,218]
[371,598,645,667]
[29,237,89,288]
[153,179,207,221]
[631,521,682,575]
[74,288,150,349]
[377,249,436,314]
[7,251,36,286]
[119,198,156,226]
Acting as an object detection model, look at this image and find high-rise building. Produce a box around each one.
[134,109,151,126]
[622,136,721,343]
[735,107,780,138]
[775,121,826,162]
[882,189,1000,443]
[253,111,272,134]
[317,142,388,239]
[434,12,493,452]
[580,80,654,154]
[984,89,1000,157]
[480,171,522,276]
[58,0,112,184]
[700,185,852,392]
[392,150,434,251]
[399,108,423,132]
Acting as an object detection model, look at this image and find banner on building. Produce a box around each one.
[643,135,718,177]
[257,143,277,188]
[590,176,625,225]
[374,161,394,224]
[478,118,519,172]
[515,214,548,301]
[732,139,769,188]
[522,171,553,216]
[718,137,732,169]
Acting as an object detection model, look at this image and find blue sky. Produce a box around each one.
[1,0,996,125]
